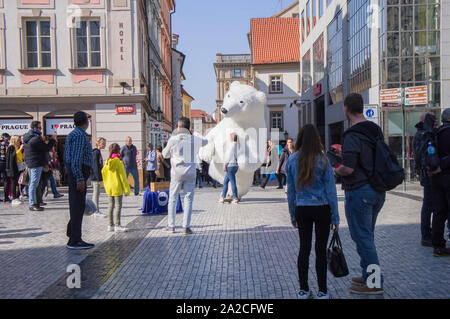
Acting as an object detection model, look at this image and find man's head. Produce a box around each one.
[74,111,89,130]
[126,136,133,146]
[30,121,42,132]
[420,112,435,123]
[177,117,191,133]
[343,93,364,120]
[147,143,153,150]
[442,108,450,124]
[1,133,10,140]
[286,137,293,149]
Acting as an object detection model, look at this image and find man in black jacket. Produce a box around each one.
[23,121,57,211]
[428,108,450,256]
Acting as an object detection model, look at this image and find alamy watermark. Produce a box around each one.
[66,264,81,289]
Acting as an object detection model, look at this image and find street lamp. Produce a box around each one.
[289,99,311,108]
[283,131,289,140]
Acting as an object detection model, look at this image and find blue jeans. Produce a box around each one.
[125,167,140,195]
[28,167,43,207]
[168,178,196,228]
[49,174,60,195]
[345,184,385,287]
[221,166,239,199]
[420,175,433,241]
[196,169,202,187]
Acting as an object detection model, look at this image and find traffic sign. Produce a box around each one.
[405,85,427,105]
[364,105,379,125]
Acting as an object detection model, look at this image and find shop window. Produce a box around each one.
[269,75,283,94]
[270,111,284,131]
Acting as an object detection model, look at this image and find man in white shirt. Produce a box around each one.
[162,117,208,235]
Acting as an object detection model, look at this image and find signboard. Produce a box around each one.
[314,83,322,96]
[405,85,427,105]
[364,105,380,125]
[161,132,170,142]
[380,88,402,105]
[116,105,135,114]
[149,121,162,133]
[0,119,32,135]
[46,118,92,136]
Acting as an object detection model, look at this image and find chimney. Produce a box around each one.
[172,34,179,49]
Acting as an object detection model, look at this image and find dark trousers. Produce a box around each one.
[0,163,10,201]
[146,170,156,187]
[420,176,433,241]
[7,176,19,200]
[431,172,450,248]
[295,205,331,293]
[66,168,87,243]
[277,173,286,187]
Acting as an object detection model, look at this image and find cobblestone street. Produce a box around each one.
[0,182,449,299]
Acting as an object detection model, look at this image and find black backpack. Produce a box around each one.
[414,115,442,174]
[350,126,404,192]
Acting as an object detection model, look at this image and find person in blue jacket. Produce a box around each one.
[286,124,340,300]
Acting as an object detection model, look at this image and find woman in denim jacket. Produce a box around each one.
[286,124,340,299]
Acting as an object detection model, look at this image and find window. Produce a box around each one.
[270,111,284,131]
[75,20,101,68]
[312,0,317,28]
[269,75,283,93]
[301,10,305,42]
[313,33,324,83]
[232,69,242,78]
[319,0,323,17]
[0,14,4,70]
[302,50,312,93]
[306,0,311,36]
[24,20,51,68]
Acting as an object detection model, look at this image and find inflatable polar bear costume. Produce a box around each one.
[199,81,269,198]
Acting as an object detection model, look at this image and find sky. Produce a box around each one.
[172,0,294,115]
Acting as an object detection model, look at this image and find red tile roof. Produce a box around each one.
[191,109,217,123]
[251,18,300,64]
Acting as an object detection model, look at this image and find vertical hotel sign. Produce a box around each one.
[119,22,124,61]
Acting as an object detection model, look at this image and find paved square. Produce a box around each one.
[0,182,448,299]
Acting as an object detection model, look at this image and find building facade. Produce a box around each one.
[171,34,185,130]
[0,0,163,188]
[181,86,193,120]
[298,0,449,178]
[213,54,252,122]
[190,109,216,136]
[249,17,301,144]
[159,0,175,133]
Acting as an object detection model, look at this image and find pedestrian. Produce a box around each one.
[427,108,450,257]
[64,111,94,250]
[0,133,10,202]
[163,141,171,182]
[155,145,169,182]
[102,143,131,232]
[46,146,64,199]
[144,143,157,187]
[286,124,340,299]
[413,112,437,247]
[162,117,208,235]
[260,139,279,189]
[23,122,57,211]
[334,93,386,295]
[195,154,203,189]
[276,137,294,190]
[120,137,140,196]
[5,136,21,205]
[91,137,107,218]
[218,133,239,203]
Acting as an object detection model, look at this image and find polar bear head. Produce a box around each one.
[221,81,267,123]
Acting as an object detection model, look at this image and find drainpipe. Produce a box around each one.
[170,1,176,130]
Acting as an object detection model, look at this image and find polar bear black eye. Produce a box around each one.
[240,101,244,104]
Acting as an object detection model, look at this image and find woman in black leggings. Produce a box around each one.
[286,124,340,299]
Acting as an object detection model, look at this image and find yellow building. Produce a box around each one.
[181,86,194,121]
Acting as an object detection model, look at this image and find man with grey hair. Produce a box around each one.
[428,108,450,256]
[120,136,140,196]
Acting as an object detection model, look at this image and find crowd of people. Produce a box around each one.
[1,98,449,299]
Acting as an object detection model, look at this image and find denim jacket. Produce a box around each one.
[286,152,340,224]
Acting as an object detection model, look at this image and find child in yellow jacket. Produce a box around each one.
[102,143,131,232]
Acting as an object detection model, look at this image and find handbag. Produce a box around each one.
[327,231,349,278]
[17,162,26,172]
[19,168,30,186]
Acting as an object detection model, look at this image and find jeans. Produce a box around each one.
[125,167,140,195]
[295,205,331,294]
[196,169,202,187]
[168,178,196,229]
[66,167,87,243]
[221,166,238,199]
[92,181,101,212]
[345,184,385,287]
[28,167,43,206]
[430,171,450,249]
[107,195,123,227]
[49,174,59,196]
[420,175,433,241]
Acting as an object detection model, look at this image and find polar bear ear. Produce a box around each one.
[230,81,241,88]
[255,91,267,104]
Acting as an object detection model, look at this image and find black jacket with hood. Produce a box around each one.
[23,130,56,168]
[5,145,19,178]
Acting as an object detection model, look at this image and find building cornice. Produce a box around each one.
[0,94,147,105]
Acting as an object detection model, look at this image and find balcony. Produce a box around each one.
[216,54,251,64]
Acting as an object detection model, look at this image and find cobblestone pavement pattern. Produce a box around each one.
[0,182,448,299]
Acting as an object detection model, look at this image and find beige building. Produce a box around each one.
[0,0,161,188]
[213,54,252,122]
[190,109,216,136]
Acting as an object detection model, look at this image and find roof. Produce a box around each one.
[250,18,300,64]
[271,1,299,18]
[181,86,194,101]
[190,109,217,123]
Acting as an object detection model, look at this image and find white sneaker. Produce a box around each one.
[11,199,23,206]
[107,226,114,232]
[317,291,330,299]
[297,290,312,299]
[93,211,107,218]
[232,198,240,204]
[115,226,128,232]
[218,197,225,203]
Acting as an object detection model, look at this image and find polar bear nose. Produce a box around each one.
[221,108,228,114]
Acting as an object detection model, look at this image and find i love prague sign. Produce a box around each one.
[46,118,92,135]
[150,121,162,133]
